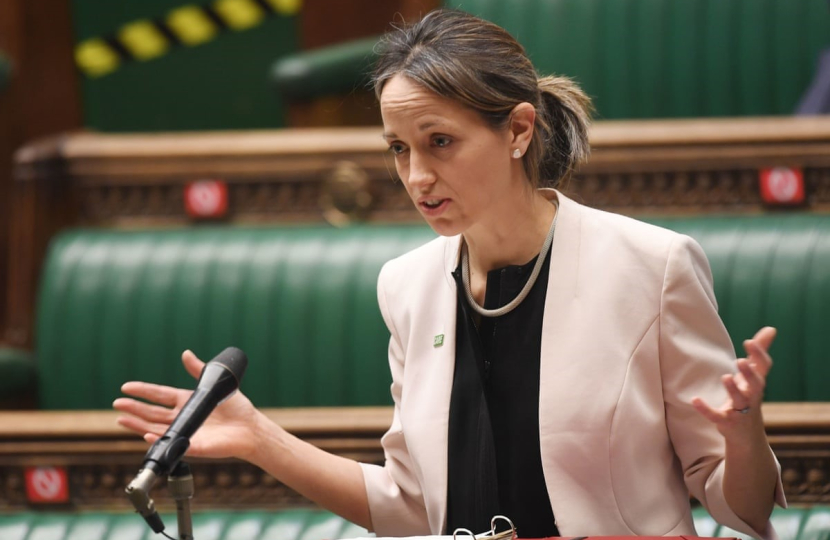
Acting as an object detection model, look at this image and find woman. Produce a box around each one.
[114,9,784,539]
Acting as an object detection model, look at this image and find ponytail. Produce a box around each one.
[529,75,593,188]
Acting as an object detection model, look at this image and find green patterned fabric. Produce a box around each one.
[29,215,830,409]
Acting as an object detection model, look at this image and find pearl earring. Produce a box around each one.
[512,149,522,158]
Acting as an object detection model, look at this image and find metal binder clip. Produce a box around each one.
[488,515,516,540]
[452,515,516,540]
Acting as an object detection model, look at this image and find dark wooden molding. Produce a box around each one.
[14,117,830,223]
[0,404,826,511]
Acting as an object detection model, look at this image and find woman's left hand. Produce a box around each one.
[691,326,776,438]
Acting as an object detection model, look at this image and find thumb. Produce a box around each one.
[182,349,205,380]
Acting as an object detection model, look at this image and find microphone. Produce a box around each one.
[126,346,248,533]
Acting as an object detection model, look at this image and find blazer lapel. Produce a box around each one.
[409,234,460,534]
[537,190,587,532]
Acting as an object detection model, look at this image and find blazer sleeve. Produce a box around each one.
[658,234,786,540]
[359,262,430,536]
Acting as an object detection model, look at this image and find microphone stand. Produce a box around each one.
[167,462,195,540]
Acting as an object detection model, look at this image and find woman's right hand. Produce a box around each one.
[113,349,265,463]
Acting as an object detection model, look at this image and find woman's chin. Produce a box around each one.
[422,217,466,238]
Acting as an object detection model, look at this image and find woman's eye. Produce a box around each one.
[388,144,406,155]
[433,136,451,148]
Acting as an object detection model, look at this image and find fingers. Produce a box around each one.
[114,349,205,444]
[116,414,169,438]
[722,373,750,409]
[113,397,177,424]
[736,358,765,397]
[120,381,183,408]
[744,338,773,377]
[182,349,205,380]
[752,326,777,350]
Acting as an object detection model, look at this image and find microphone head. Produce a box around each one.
[210,346,248,383]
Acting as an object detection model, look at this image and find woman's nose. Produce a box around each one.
[406,151,435,189]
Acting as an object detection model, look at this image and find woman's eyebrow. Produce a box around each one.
[383,121,447,139]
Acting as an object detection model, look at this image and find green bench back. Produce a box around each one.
[0,507,827,540]
[36,225,432,410]
[449,0,830,119]
[35,215,830,409]
[0,508,368,540]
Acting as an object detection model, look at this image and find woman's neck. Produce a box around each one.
[463,189,557,274]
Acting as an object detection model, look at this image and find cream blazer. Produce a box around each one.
[360,190,785,539]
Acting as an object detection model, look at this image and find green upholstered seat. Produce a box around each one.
[0,508,369,540]
[692,506,830,540]
[271,0,830,119]
[31,214,830,409]
[0,506,826,540]
[270,37,378,101]
[35,225,434,410]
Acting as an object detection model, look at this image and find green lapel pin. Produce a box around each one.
[433,334,444,347]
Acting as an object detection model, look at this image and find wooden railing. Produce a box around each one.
[0,404,827,511]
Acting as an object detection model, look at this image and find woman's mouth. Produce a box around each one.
[419,198,449,215]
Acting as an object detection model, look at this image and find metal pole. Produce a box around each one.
[168,461,195,540]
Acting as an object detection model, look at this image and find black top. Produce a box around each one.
[446,251,559,538]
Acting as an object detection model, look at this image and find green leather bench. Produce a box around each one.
[272,0,830,119]
[6,213,830,409]
[692,506,830,540]
[0,506,827,540]
[0,508,369,540]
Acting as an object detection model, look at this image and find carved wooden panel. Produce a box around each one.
[14,117,830,227]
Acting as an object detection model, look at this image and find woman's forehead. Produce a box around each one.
[380,75,480,132]
[381,75,448,110]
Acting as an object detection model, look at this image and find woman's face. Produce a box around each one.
[380,74,518,237]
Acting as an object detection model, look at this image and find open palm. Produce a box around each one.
[113,350,261,462]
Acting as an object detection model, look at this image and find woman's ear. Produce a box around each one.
[508,102,536,154]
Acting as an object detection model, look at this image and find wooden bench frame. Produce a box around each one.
[0,403,827,511]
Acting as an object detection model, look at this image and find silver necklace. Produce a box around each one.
[461,199,559,318]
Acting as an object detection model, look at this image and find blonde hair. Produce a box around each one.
[373,9,592,188]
